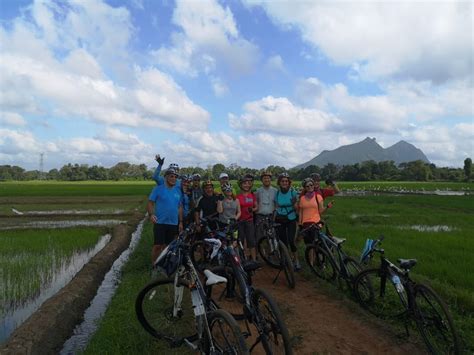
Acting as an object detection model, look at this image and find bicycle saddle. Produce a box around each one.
[243,259,264,272]
[204,269,227,286]
[332,236,346,245]
[398,258,417,270]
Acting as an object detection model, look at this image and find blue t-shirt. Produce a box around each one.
[149,184,183,225]
[182,192,191,218]
[275,188,298,221]
[153,165,181,188]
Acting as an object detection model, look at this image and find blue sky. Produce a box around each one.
[0,0,472,170]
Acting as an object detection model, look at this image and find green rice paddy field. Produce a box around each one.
[1,181,473,351]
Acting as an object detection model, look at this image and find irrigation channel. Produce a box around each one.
[0,212,145,354]
[61,219,144,353]
[0,233,111,343]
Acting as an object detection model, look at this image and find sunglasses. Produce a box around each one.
[305,183,314,187]
[167,174,178,178]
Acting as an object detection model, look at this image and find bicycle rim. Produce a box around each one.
[135,278,195,342]
[258,237,280,268]
[278,241,295,289]
[305,246,336,281]
[207,309,250,354]
[353,268,407,318]
[253,288,292,354]
[414,284,460,354]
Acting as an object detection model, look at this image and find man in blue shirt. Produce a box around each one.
[147,168,184,266]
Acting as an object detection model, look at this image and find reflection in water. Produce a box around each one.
[61,219,145,354]
[0,220,125,230]
[398,225,455,232]
[0,234,111,344]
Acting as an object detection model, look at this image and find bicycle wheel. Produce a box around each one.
[414,284,460,354]
[258,236,280,268]
[135,278,194,341]
[304,245,336,281]
[206,265,246,319]
[339,256,362,292]
[252,288,292,354]
[206,309,250,354]
[353,268,407,318]
[190,240,213,271]
[278,241,295,289]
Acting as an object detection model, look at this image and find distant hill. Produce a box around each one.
[295,137,430,169]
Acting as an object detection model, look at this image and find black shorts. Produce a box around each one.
[153,224,178,245]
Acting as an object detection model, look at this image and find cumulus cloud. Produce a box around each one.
[0,0,210,133]
[0,112,27,126]
[151,0,260,77]
[265,55,285,73]
[245,1,473,84]
[229,96,342,135]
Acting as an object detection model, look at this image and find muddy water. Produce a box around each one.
[0,219,126,230]
[0,234,111,343]
[340,190,467,196]
[61,219,144,354]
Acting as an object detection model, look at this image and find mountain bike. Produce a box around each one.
[354,236,461,354]
[135,223,249,354]
[256,214,295,289]
[301,222,361,292]
[204,232,293,354]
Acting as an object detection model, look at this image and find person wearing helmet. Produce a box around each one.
[297,178,332,261]
[180,174,193,224]
[152,154,182,188]
[194,180,220,232]
[190,173,203,208]
[309,173,340,199]
[217,183,241,225]
[275,172,300,270]
[215,172,237,197]
[147,167,184,267]
[255,171,277,241]
[236,174,258,261]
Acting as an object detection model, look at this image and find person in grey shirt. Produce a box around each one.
[217,184,241,226]
[255,171,277,241]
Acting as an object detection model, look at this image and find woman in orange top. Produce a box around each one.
[297,178,332,245]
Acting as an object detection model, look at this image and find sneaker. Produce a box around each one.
[294,261,302,272]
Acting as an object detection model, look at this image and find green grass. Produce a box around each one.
[315,194,474,350]
[84,222,192,354]
[0,228,107,311]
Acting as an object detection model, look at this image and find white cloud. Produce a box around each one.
[246,1,473,84]
[151,0,259,77]
[229,96,342,135]
[0,112,27,126]
[265,55,285,73]
[210,77,229,97]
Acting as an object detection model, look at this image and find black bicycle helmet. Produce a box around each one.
[238,174,254,186]
[192,173,201,181]
[277,172,291,185]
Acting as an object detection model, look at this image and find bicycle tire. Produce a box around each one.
[304,245,336,281]
[258,236,280,269]
[252,288,292,354]
[135,278,195,342]
[278,241,295,289]
[414,283,461,355]
[206,265,246,320]
[353,268,407,318]
[339,256,362,292]
[207,309,250,354]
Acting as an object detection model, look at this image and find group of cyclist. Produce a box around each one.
[147,154,339,272]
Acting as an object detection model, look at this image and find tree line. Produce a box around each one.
[1,158,471,182]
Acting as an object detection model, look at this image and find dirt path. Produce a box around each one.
[249,265,425,354]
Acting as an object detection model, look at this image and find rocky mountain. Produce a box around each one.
[295,137,430,169]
